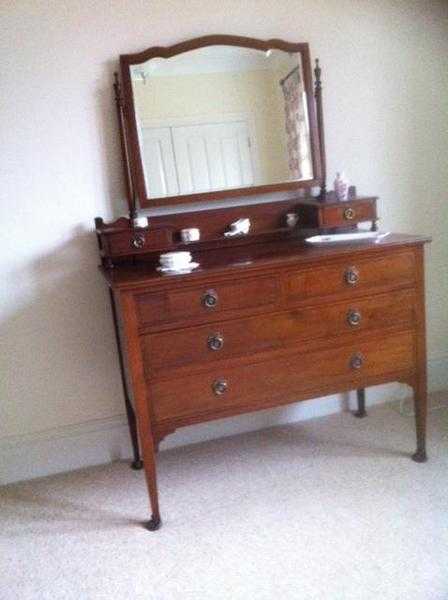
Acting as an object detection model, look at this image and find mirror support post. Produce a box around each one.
[113,72,138,221]
[314,59,326,202]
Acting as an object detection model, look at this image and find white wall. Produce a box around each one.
[1,0,447,483]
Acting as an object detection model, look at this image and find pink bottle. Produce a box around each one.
[334,172,349,201]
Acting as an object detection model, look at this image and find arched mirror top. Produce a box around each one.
[119,35,323,209]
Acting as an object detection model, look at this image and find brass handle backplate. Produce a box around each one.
[345,267,360,286]
[350,353,364,370]
[344,207,356,220]
[208,334,224,351]
[202,289,218,309]
[131,234,145,249]
[212,379,228,395]
[347,309,362,327]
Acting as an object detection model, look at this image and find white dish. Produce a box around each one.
[305,232,390,244]
[157,262,199,274]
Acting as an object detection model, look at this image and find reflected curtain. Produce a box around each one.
[281,67,311,180]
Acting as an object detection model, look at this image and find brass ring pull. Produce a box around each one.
[344,207,356,220]
[208,333,224,351]
[350,353,364,370]
[131,234,145,249]
[202,289,218,309]
[212,379,228,395]
[347,309,362,327]
[345,267,360,286]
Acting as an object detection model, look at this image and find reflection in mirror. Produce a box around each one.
[130,46,313,200]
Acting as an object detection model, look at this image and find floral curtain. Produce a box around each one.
[281,68,311,180]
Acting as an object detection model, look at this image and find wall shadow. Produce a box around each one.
[0,226,124,441]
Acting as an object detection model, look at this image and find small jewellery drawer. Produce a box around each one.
[320,200,376,227]
[142,289,416,375]
[285,251,416,302]
[135,275,280,328]
[106,228,173,256]
[150,330,415,422]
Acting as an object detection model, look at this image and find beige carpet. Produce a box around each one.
[1,396,447,600]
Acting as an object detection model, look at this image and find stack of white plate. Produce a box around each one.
[157,251,199,274]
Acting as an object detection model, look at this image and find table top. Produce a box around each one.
[101,233,430,290]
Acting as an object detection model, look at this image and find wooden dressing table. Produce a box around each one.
[95,36,429,530]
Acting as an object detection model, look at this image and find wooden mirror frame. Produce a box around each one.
[119,35,324,210]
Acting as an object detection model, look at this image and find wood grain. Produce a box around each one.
[102,234,430,528]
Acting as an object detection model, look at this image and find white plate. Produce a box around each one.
[305,232,390,244]
[157,262,199,274]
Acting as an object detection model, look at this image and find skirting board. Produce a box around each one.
[1,356,447,486]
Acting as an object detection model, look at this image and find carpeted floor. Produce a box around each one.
[1,396,447,600]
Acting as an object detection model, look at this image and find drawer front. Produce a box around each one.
[135,275,280,328]
[285,251,416,302]
[107,228,172,256]
[150,330,415,422]
[142,289,416,375]
[321,201,376,227]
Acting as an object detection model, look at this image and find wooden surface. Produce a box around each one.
[95,197,378,263]
[103,233,428,288]
[105,233,430,528]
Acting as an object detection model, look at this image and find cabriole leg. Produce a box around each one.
[412,378,428,463]
[354,388,367,418]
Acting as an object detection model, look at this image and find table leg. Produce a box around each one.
[108,288,142,470]
[354,388,367,418]
[411,376,428,463]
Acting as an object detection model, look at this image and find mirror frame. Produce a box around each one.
[120,35,323,208]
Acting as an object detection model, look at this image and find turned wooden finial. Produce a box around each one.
[313,58,326,201]
[113,71,138,220]
[314,58,322,95]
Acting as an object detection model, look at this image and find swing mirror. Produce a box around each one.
[120,36,322,208]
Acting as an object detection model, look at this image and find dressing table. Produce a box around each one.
[95,36,429,531]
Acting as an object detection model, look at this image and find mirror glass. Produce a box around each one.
[130,45,313,201]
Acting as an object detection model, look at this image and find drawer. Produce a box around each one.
[135,275,280,328]
[106,228,173,256]
[150,330,415,422]
[142,289,416,376]
[320,200,376,227]
[285,251,416,302]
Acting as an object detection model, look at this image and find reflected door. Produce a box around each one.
[140,127,180,198]
[141,120,255,198]
[172,121,254,194]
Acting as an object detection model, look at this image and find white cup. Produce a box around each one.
[180,228,200,243]
[133,216,149,228]
[286,213,299,228]
[159,251,192,269]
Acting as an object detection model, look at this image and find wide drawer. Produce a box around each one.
[142,288,416,376]
[150,330,415,422]
[284,250,416,302]
[135,275,280,328]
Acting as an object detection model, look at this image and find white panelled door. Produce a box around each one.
[141,120,255,197]
[140,127,179,198]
